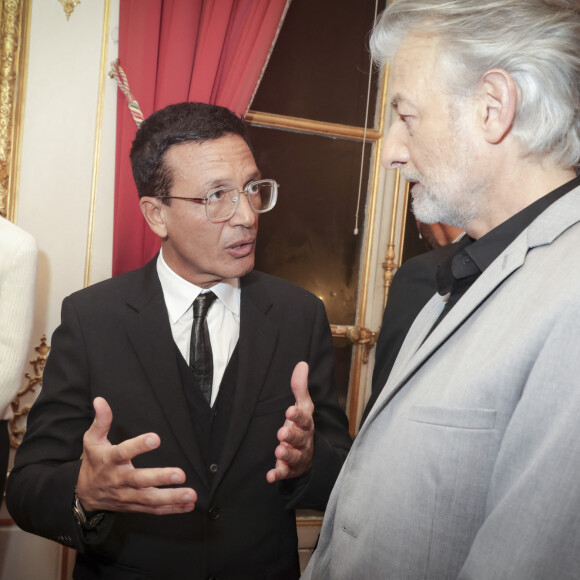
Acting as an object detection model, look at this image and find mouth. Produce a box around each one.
[407,180,421,195]
[226,238,255,258]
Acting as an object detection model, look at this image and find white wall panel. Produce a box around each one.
[1,1,119,578]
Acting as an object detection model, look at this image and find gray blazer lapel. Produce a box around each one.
[364,232,529,428]
[211,272,278,492]
[125,262,207,481]
[365,184,580,430]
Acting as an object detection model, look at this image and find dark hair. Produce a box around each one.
[130,102,253,199]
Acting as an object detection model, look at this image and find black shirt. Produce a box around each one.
[433,174,580,328]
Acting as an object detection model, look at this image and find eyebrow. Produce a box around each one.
[203,170,262,190]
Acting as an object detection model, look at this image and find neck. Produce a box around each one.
[465,156,577,239]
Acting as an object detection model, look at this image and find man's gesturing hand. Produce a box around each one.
[75,397,197,515]
[267,362,315,483]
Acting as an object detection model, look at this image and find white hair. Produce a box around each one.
[371,0,580,170]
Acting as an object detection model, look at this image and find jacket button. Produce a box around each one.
[209,463,218,473]
[208,505,220,520]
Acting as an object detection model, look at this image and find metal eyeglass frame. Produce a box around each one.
[163,178,279,223]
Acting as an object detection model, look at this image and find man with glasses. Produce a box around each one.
[7,102,351,580]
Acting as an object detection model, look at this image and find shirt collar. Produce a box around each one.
[437,174,580,295]
[156,249,240,323]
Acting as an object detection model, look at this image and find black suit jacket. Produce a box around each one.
[7,260,351,580]
[361,243,460,425]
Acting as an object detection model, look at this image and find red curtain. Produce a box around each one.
[113,0,290,276]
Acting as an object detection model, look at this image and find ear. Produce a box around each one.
[139,196,168,238]
[480,69,517,145]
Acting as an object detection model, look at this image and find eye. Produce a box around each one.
[398,114,414,134]
[246,182,260,195]
[209,188,228,202]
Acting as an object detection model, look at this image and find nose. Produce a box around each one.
[229,190,256,227]
[381,120,410,169]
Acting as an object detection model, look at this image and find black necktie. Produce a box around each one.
[190,292,217,404]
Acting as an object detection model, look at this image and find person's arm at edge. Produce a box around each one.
[0,228,37,416]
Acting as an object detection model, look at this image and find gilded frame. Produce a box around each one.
[0,0,30,221]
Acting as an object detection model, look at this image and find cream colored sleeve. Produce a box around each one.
[0,219,38,417]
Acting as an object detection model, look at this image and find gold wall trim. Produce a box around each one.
[346,69,389,436]
[245,110,382,142]
[84,0,111,288]
[0,0,30,221]
[59,0,80,21]
[331,324,378,364]
[382,169,402,307]
[397,181,411,267]
[382,177,410,307]
[9,335,50,448]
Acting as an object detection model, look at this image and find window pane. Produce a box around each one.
[251,0,382,127]
[249,125,372,326]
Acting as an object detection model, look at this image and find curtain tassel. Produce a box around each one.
[108,59,144,128]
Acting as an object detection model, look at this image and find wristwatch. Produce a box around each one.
[72,489,105,530]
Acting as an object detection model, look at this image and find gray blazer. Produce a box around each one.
[303,184,580,580]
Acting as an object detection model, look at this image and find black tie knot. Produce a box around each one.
[193,292,217,319]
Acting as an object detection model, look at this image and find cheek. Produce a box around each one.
[411,134,445,171]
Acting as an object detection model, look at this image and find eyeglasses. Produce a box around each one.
[164,179,278,223]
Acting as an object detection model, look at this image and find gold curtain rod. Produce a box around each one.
[245,110,382,142]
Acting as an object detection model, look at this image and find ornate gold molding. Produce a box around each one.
[9,335,51,448]
[59,0,80,21]
[382,169,403,306]
[84,0,111,287]
[381,177,411,307]
[345,67,390,435]
[0,0,29,220]
[331,324,378,364]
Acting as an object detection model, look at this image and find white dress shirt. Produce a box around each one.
[157,250,240,407]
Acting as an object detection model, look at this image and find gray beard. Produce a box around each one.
[410,190,471,229]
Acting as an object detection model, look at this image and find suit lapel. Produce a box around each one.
[211,272,278,492]
[124,260,207,481]
[363,228,532,429]
[364,185,580,430]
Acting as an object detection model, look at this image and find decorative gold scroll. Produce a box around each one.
[9,335,51,448]
[59,0,80,21]
[0,0,29,220]
[331,324,378,364]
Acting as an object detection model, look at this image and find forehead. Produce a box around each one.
[165,134,258,185]
[390,33,444,110]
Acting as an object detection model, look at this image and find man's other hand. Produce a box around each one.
[267,362,315,483]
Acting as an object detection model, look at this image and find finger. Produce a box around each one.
[284,405,314,431]
[124,485,197,508]
[129,466,188,489]
[266,461,290,483]
[290,362,310,406]
[108,486,198,514]
[276,441,312,469]
[84,396,114,446]
[109,432,162,466]
[277,425,308,449]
